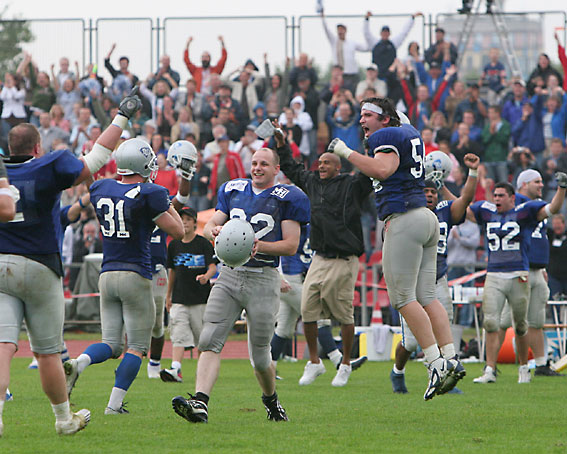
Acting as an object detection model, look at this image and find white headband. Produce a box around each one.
[361,103,383,115]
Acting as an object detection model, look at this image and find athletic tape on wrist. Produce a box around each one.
[83,143,113,174]
[468,169,478,178]
[0,187,16,201]
[176,192,190,205]
[545,204,553,218]
[111,114,129,129]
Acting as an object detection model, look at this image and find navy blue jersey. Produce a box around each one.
[216,179,310,268]
[281,224,312,275]
[471,199,546,272]
[435,200,465,280]
[367,124,426,220]
[90,179,170,279]
[0,150,83,276]
[515,193,549,267]
[150,227,168,273]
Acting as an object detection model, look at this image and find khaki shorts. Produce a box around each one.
[301,254,358,325]
[483,273,529,335]
[499,268,549,330]
[0,255,64,354]
[170,303,206,348]
[151,265,168,337]
[382,207,439,310]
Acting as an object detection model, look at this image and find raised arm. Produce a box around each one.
[537,173,567,221]
[449,153,479,223]
[155,205,184,240]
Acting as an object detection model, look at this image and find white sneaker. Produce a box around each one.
[147,363,160,379]
[518,365,531,384]
[5,388,13,401]
[28,358,38,369]
[298,360,326,386]
[331,364,352,387]
[55,409,90,435]
[473,366,497,384]
[63,359,80,397]
[423,356,450,400]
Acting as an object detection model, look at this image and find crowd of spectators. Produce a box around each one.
[2,15,567,299]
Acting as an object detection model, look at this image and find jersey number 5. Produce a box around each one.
[409,137,424,179]
[97,198,131,238]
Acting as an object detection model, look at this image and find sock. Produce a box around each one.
[149,336,164,363]
[114,353,142,391]
[535,356,546,367]
[195,392,209,404]
[60,342,70,363]
[328,349,342,368]
[440,343,456,359]
[423,344,441,364]
[270,334,288,361]
[261,391,277,406]
[148,359,160,367]
[317,325,337,355]
[0,400,4,419]
[51,401,72,422]
[485,365,495,374]
[172,361,182,371]
[80,343,113,373]
[393,365,405,375]
[107,387,127,411]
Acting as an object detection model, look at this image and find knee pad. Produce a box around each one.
[250,344,272,371]
[401,335,419,354]
[109,343,125,359]
[483,316,499,333]
[515,320,528,337]
[152,324,165,338]
[197,323,223,353]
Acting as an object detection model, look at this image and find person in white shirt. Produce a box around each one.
[320,9,369,90]
[0,73,27,139]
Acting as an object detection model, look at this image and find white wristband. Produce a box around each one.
[0,187,19,202]
[468,169,478,178]
[176,192,190,205]
[545,204,553,218]
[111,114,129,130]
[83,142,113,174]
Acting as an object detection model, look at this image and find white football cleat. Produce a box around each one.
[473,366,497,384]
[518,365,531,384]
[299,360,326,386]
[331,364,352,387]
[55,409,90,435]
[64,359,80,397]
[423,356,450,400]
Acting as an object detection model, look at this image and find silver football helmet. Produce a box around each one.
[168,140,198,179]
[424,151,453,187]
[214,218,255,268]
[115,138,158,179]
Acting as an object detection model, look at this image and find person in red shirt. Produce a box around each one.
[154,152,178,196]
[208,135,245,205]
[183,36,227,94]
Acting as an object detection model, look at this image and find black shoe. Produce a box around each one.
[336,355,368,371]
[262,395,288,422]
[438,355,466,395]
[534,362,565,377]
[172,394,208,423]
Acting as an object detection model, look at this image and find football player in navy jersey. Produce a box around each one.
[270,224,311,372]
[390,153,479,394]
[0,87,142,435]
[497,170,563,377]
[499,170,562,376]
[469,176,567,384]
[64,138,184,414]
[171,147,309,423]
[327,96,464,400]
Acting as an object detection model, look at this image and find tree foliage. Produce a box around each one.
[0,7,34,76]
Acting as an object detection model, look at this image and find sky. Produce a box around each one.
[4,1,566,81]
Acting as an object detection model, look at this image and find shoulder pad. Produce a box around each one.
[480,201,496,211]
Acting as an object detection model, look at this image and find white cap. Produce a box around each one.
[516,169,541,190]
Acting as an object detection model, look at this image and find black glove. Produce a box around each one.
[118,86,142,119]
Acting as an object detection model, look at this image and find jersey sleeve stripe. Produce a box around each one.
[374,144,400,157]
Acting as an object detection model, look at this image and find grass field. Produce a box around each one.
[2,358,566,453]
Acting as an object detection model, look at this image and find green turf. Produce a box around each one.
[2,358,566,453]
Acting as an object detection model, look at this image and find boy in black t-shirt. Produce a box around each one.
[160,207,217,383]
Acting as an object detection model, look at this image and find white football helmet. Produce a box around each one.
[214,218,255,268]
[424,151,453,187]
[115,138,158,179]
[168,140,198,179]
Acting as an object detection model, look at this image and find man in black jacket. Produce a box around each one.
[273,126,373,387]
